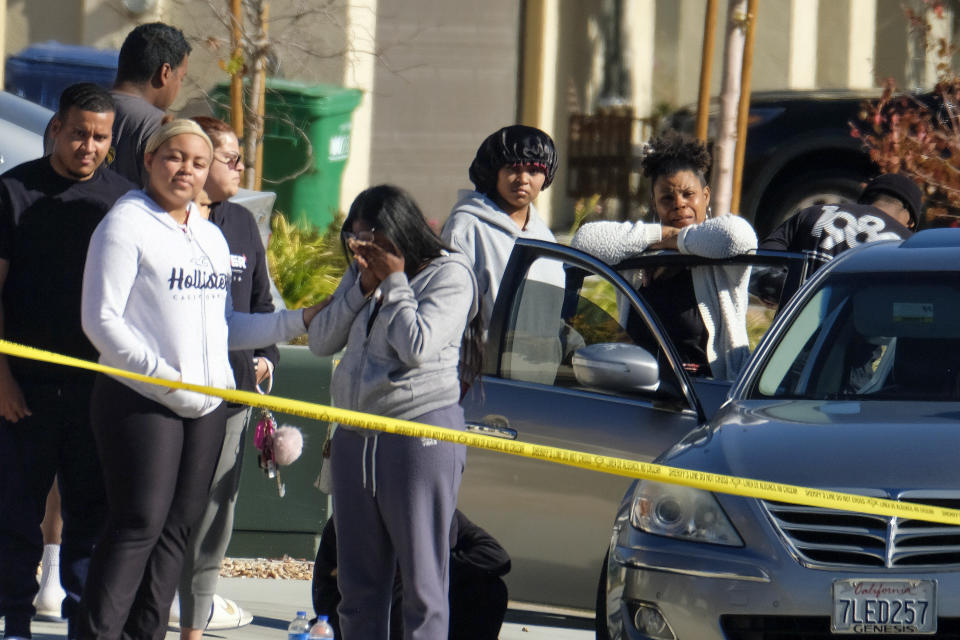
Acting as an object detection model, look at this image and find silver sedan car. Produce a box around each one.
[603,229,960,639]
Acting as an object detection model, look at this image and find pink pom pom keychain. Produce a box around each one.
[254,408,304,497]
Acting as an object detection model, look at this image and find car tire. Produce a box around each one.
[595,551,612,640]
[757,170,866,238]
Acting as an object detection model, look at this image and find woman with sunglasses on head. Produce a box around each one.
[307,185,482,640]
[167,116,275,637]
[77,119,324,640]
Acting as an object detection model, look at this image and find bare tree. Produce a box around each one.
[195,0,349,189]
[710,0,748,216]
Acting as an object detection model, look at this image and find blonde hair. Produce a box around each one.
[144,118,213,156]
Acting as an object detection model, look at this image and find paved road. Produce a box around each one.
[13,577,594,639]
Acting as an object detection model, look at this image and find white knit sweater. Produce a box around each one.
[571,215,758,380]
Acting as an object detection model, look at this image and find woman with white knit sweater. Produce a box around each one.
[571,132,757,381]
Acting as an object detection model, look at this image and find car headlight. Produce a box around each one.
[630,481,743,546]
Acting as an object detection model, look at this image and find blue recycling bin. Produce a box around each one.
[5,42,119,110]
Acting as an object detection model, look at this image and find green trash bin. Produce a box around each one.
[212,79,363,229]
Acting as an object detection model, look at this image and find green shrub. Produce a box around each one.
[267,214,347,310]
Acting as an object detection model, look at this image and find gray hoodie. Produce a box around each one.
[307,252,478,424]
[442,190,556,327]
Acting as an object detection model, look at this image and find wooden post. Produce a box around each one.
[229,0,244,138]
[695,0,719,142]
[253,2,268,191]
[730,0,758,215]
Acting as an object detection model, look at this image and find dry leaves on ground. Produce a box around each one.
[220,556,313,580]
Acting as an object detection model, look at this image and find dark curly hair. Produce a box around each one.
[641,131,711,187]
[468,125,558,198]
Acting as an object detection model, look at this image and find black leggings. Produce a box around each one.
[76,374,226,640]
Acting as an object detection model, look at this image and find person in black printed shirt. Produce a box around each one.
[760,173,923,271]
[0,83,135,640]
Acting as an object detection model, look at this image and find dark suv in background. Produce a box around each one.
[667,89,881,237]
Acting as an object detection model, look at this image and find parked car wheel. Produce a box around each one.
[595,551,611,640]
[754,169,866,237]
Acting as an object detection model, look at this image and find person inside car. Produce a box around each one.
[760,172,921,271]
[571,131,757,380]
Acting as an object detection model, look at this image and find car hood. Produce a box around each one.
[661,400,960,492]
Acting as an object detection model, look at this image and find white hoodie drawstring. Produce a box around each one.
[361,436,368,490]
[371,434,379,497]
[360,433,380,496]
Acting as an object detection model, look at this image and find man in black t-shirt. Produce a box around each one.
[760,173,922,271]
[0,83,134,640]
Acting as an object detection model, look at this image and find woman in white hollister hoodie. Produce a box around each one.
[308,185,482,640]
[77,120,323,640]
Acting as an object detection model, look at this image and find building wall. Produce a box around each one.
[366,0,519,223]
[4,0,945,231]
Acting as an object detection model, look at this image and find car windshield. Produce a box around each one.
[749,272,960,401]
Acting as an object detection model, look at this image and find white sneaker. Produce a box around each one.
[33,544,65,621]
[205,594,254,630]
[168,594,253,631]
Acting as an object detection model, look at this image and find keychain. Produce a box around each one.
[254,408,286,497]
[253,408,305,498]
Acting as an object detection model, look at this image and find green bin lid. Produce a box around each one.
[261,79,363,116]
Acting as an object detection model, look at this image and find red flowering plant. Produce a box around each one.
[852,0,960,227]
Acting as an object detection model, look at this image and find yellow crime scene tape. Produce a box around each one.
[2,338,960,527]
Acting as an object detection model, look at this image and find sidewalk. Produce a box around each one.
[16,577,593,639]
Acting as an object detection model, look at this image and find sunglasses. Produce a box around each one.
[343,228,377,244]
[214,152,244,170]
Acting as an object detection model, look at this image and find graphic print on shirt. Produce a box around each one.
[167,255,229,300]
[812,205,904,251]
[229,253,248,284]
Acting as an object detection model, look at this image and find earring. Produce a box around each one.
[707,206,713,218]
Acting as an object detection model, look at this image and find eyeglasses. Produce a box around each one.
[214,152,244,170]
[343,228,377,244]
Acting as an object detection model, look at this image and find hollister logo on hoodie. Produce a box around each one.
[167,267,230,291]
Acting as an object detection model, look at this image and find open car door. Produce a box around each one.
[457,239,806,611]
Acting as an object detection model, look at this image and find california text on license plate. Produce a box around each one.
[832,579,937,634]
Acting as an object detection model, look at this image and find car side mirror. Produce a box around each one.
[571,343,660,394]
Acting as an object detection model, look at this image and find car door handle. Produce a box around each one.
[465,422,518,440]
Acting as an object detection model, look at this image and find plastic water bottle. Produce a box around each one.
[308,615,335,639]
[287,610,311,640]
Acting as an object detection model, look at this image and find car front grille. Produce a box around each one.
[762,494,960,569]
[720,615,960,639]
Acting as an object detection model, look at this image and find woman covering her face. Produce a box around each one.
[76,119,323,640]
[571,132,758,380]
[308,184,482,640]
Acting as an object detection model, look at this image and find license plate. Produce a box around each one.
[832,579,937,634]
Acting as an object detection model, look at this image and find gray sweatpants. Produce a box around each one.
[177,408,251,628]
[331,404,466,640]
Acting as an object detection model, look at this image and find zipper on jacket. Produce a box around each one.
[351,291,381,412]
[189,230,213,413]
